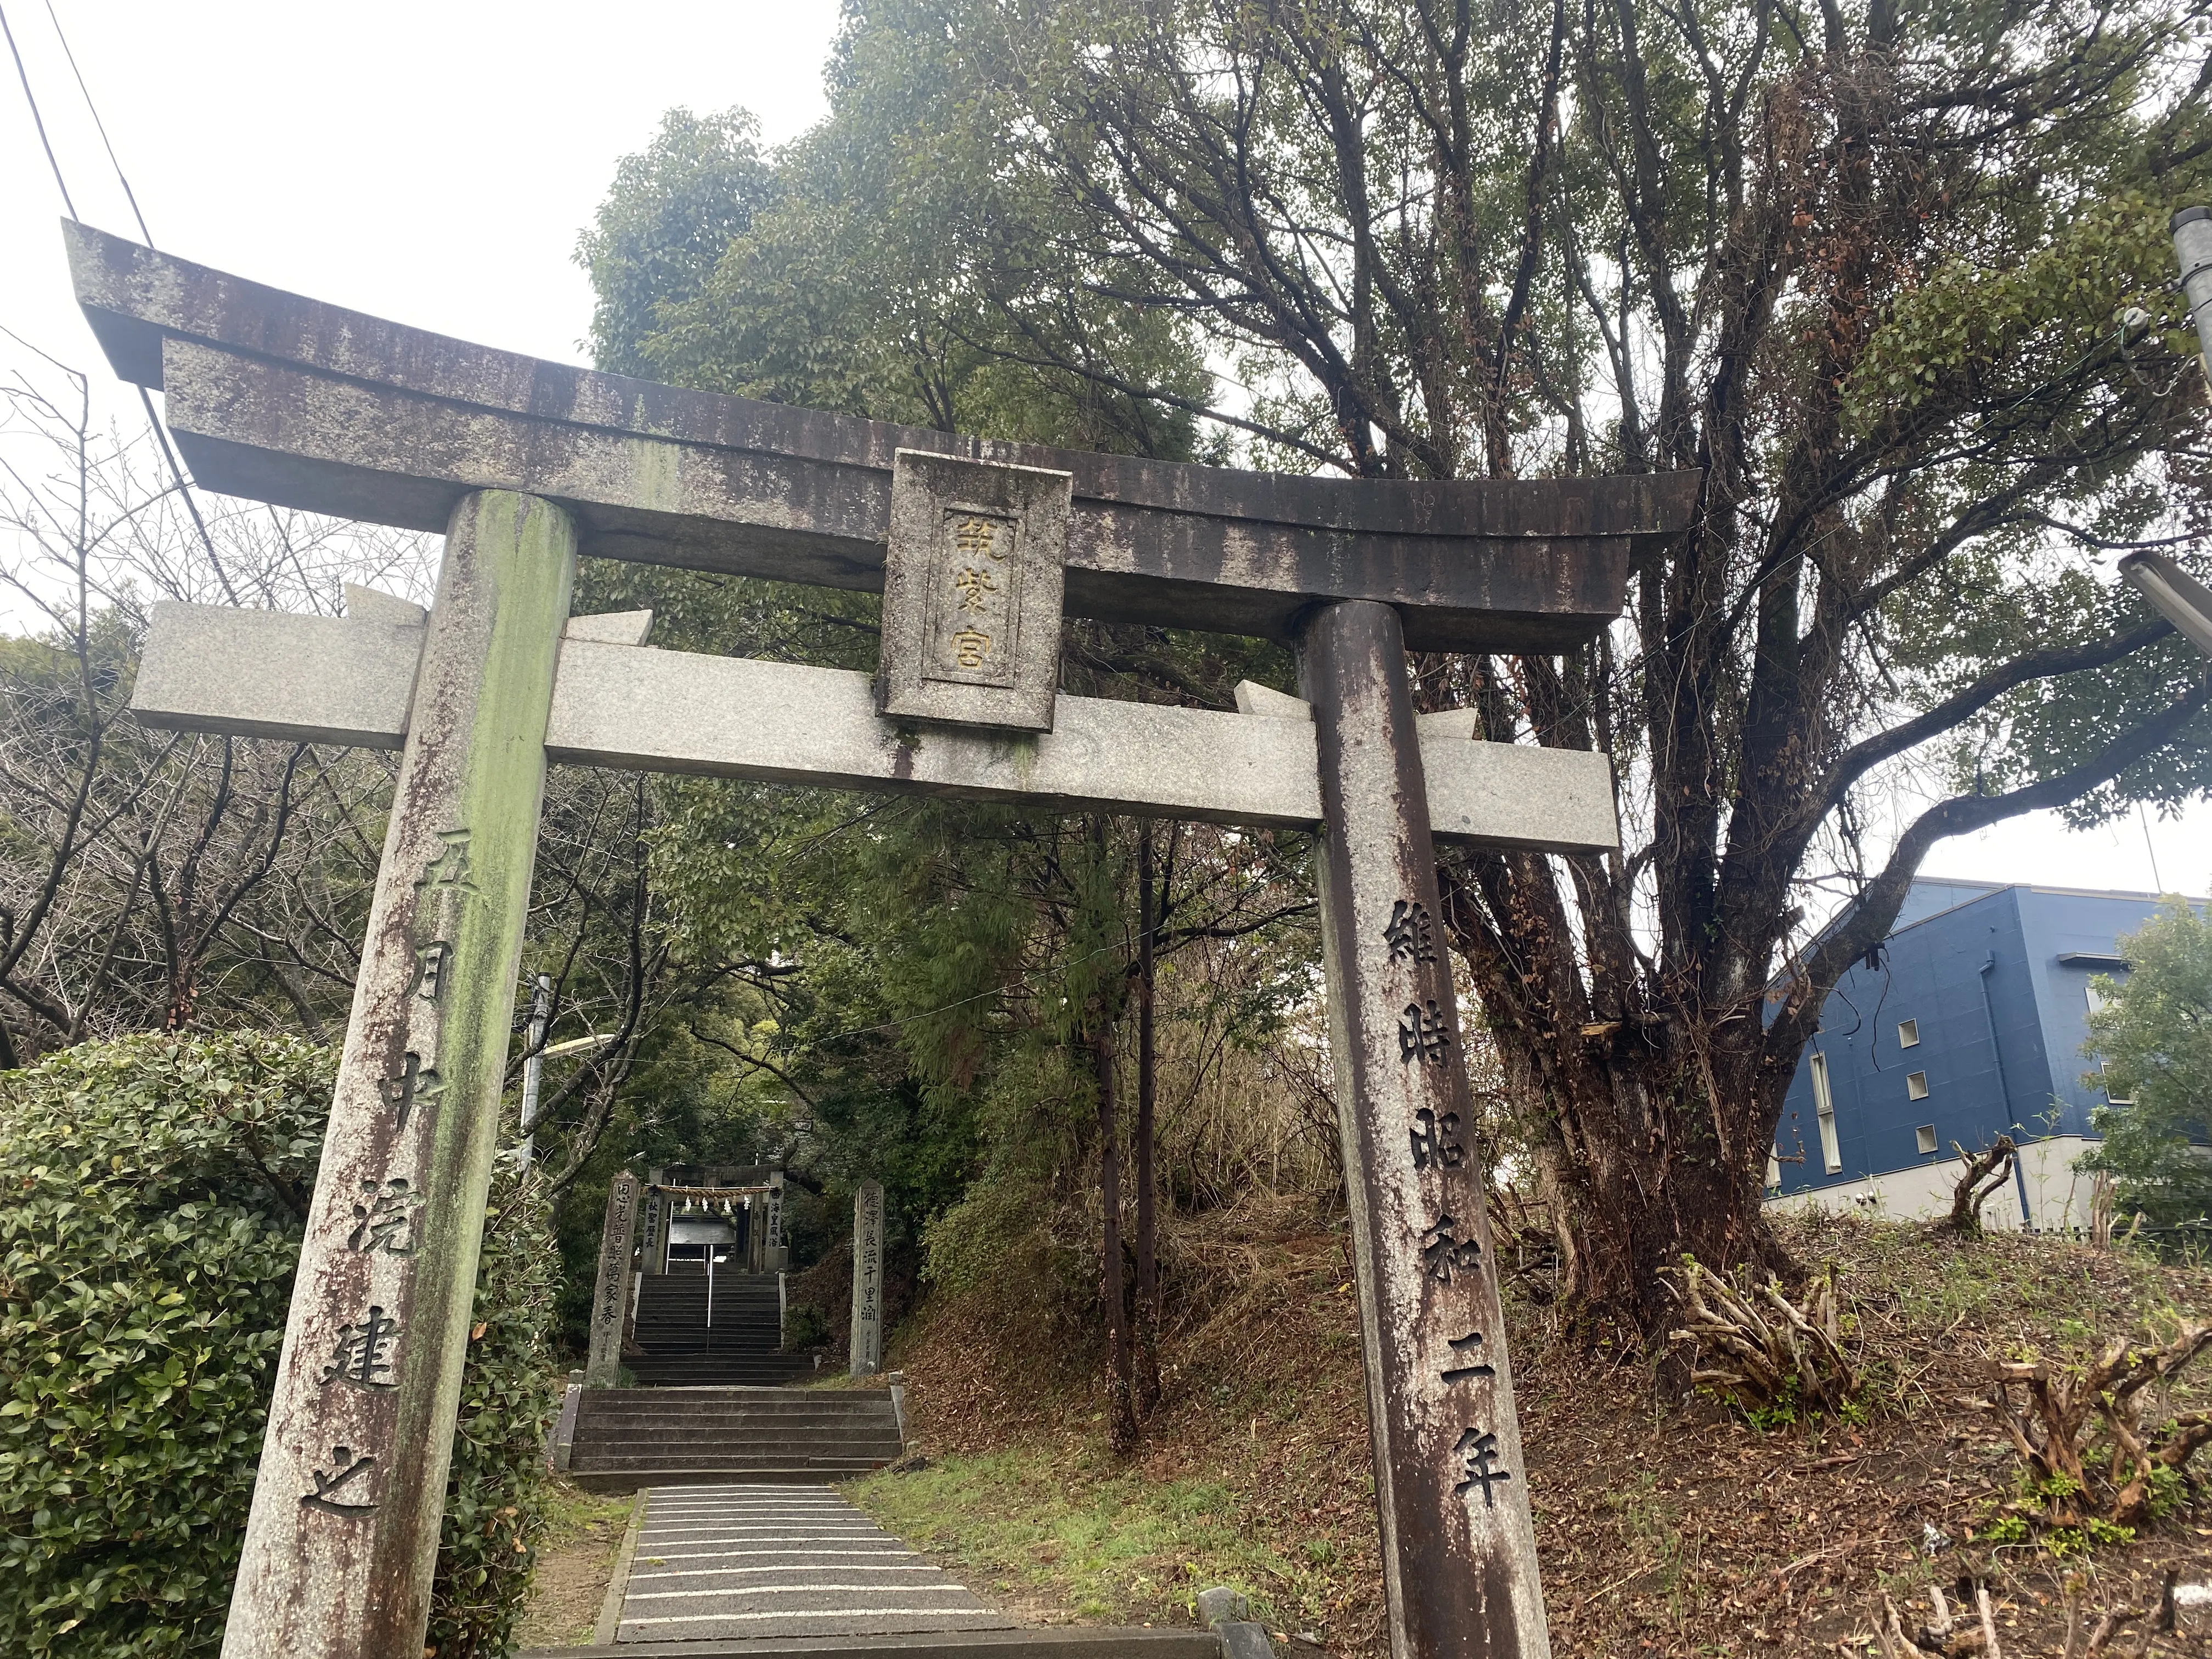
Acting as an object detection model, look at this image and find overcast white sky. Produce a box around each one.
[0,0,2203,898]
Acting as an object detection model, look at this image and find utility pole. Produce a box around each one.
[516,974,551,1169]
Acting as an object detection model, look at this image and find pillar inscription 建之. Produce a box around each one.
[221,491,574,1659]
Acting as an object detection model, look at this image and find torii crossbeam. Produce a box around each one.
[64,220,1698,1659]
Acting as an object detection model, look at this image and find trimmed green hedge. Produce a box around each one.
[0,1032,559,1657]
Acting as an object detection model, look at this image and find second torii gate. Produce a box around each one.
[65,220,1697,1659]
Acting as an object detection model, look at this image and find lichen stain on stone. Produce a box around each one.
[618,435,686,514]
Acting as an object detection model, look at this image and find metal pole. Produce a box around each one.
[1297,599,1549,1659]
[516,973,550,1169]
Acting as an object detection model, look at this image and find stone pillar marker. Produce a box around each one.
[221,490,575,1659]
[849,1180,885,1378]
[764,1171,786,1271]
[585,1171,642,1386]
[1299,600,1549,1659]
[640,1174,666,1277]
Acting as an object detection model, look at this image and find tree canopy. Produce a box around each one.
[2084,898,2212,1225]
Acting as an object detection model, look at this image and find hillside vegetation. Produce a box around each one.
[852,1207,2211,1657]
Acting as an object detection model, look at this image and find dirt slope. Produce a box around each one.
[857,1207,2212,1656]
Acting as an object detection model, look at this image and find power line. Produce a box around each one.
[43,0,144,241]
[5,0,240,605]
[0,1,77,217]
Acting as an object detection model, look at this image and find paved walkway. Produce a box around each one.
[613,1483,1015,1644]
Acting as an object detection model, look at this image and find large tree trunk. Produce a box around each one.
[1132,826,1161,1415]
[1439,851,1801,1333]
[1091,1009,1137,1451]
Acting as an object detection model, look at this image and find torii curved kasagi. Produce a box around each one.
[64,220,1697,1659]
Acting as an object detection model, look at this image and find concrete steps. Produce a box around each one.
[563,1386,904,1493]
[629,1271,815,1387]
[523,1629,1226,1658]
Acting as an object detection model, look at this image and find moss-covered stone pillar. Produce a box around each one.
[221,490,575,1659]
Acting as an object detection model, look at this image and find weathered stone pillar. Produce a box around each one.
[1297,600,1549,1659]
[849,1180,884,1378]
[221,490,575,1659]
[585,1171,642,1386]
[765,1171,786,1272]
[640,1177,666,1277]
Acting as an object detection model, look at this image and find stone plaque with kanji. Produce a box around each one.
[877,448,1072,731]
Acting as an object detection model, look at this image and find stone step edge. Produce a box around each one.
[569,1467,890,1493]
[520,1626,1227,1659]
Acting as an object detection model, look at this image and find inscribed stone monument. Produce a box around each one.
[585,1172,640,1387]
[850,1180,885,1379]
[877,449,1073,730]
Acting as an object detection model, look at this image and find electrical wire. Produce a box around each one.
[6,0,240,604]
[43,0,143,241]
[0,0,75,217]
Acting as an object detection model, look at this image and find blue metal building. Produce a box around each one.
[1766,879,2199,1228]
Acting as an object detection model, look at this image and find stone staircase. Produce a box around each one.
[560,1386,905,1493]
[627,1271,814,1387]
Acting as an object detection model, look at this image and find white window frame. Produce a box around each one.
[1906,1071,1929,1101]
[1897,1018,1920,1048]
[1915,1124,1939,1155]
[1812,1052,1842,1174]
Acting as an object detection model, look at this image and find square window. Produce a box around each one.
[1916,1124,1939,1155]
[1897,1019,1920,1048]
[1906,1071,1929,1101]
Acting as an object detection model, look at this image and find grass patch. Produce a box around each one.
[848,1449,1314,1630]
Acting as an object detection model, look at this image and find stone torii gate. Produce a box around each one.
[64,221,1696,1659]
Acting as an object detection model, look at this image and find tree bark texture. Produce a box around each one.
[1092,1009,1137,1451]
[1133,823,1161,1417]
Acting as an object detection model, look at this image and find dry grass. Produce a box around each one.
[859,1205,2212,1656]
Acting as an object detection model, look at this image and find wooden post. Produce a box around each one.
[220,490,575,1659]
[585,1172,642,1386]
[849,1180,884,1377]
[1298,600,1550,1659]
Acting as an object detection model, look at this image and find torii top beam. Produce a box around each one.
[65,222,1697,653]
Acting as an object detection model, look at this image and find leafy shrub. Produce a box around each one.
[427,1169,562,1658]
[0,1032,558,1657]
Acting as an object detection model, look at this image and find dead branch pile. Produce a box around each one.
[1986,1319,2212,1527]
[1874,1572,2180,1658]
[1667,1257,1858,1416]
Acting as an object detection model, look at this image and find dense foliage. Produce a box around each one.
[577,0,2212,1328]
[0,1033,557,1658]
[2084,899,2212,1224]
